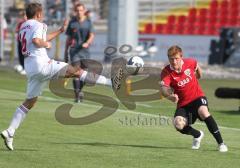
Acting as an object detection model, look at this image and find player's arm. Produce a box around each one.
[82,32,94,48]
[160,69,178,103]
[160,86,179,103]
[47,19,68,41]
[64,36,71,63]
[195,63,202,79]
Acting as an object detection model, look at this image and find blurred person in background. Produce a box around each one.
[15,10,27,75]
[64,3,95,103]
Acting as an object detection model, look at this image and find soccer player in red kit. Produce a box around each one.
[160,45,228,152]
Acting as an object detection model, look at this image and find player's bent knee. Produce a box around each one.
[23,97,38,109]
[198,106,210,120]
[173,116,187,130]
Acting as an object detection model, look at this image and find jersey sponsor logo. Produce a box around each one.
[177,77,190,87]
[184,69,192,79]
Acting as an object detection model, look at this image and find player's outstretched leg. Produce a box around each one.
[65,65,124,90]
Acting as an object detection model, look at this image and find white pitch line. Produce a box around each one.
[1,88,240,132]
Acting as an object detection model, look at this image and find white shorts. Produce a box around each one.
[26,60,68,99]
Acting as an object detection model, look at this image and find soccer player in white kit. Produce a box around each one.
[1,2,123,150]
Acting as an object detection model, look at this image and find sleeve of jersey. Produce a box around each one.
[160,69,171,87]
[32,24,44,39]
[189,58,198,71]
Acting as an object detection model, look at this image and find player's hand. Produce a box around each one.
[60,19,68,33]
[82,42,90,48]
[168,94,179,104]
[46,42,52,49]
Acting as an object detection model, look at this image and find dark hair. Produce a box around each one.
[74,3,85,11]
[25,3,42,19]
[167,45,182,57]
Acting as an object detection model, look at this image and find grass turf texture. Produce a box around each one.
[0,68,239,168]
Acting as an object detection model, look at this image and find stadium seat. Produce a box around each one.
[161,24,174,34]
[220,0,229,10]
[204,25,218,36]
[189,8,197,17]
[167,15,176,25]
[210,0,218,10]
[199,8,208,17]
[177,15,187,24]
[193,24,206,35]
[172,24,184,34]
[182,24,194,35]
[155,24,164,33]
[227,18,238,26]
[144,24,153,34]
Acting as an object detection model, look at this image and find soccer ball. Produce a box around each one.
[126,56,144,75]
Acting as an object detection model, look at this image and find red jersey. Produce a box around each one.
[160,58,205,108]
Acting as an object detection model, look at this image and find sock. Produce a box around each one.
[79,70,87,81]
[179,126,201,138]
[96,75,112,86]
[73,78,80,100]
[7,105,29,136]
[204,115,223,144]
[79,81,85,92]
[79,70,112,86]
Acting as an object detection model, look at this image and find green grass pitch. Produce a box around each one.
[0,68,240,168]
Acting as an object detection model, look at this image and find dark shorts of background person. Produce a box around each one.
[69,47,90,68]
[174,96,209,125]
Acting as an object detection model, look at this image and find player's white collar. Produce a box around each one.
[170,60,184,73]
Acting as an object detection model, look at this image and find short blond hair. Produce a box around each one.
[167,45,182,57]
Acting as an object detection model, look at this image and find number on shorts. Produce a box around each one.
[201,98,207,105]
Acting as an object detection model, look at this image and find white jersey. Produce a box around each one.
[19,19,50,75]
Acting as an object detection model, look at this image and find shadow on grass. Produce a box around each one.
[0,97,61,103]
[0,148,38,152]
[52,141,187,150]
[217,110,240,115]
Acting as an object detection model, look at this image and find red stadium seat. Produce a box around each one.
[210,0,218,10]
[227,18,238,26]
[155,24,164,33]
[204,26,218,36]
[162,24,174,34]
[228,9,239,18]
[177,15,187,24]
[144,24,153,34]
[172,24,184,34]
[220,0,229,9]
[167,15,176,25]
[199,8,208,17]
[189,8,197,17]
[193,24,206,35]
[208,15,218,24]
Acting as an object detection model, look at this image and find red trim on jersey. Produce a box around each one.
[161,58,205,108]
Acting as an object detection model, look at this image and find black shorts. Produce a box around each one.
[70,48,90,64]
[174,96,208,125]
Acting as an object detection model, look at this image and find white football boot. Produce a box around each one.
[1,130,14,151]
[218,143,228,152]
[192,130,204,150]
